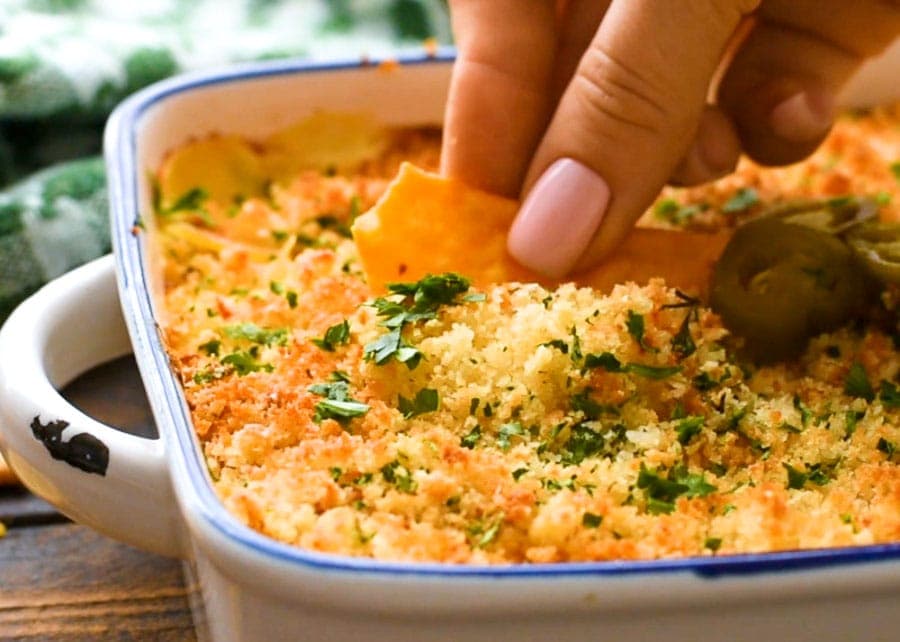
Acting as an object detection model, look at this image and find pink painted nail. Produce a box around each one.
[769,89,835,142]
[507,158,610,278]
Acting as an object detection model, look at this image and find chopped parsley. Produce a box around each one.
[224,322,289,346]
[722,187,759,214]
[380,460,417,493]
[625,310,652,351]
[671,310,697,359]
[539,339,569,354]
[496,421,526,451]
[676,416,704,445]
[878,437,897,459]
[890,160,900,183]
[198,339,221,356]
[654,198,705,225]
[308,380,369,424]
[512,467,529,481]
[704,537,723,553]
[460,425,482,449]
[560,423,606,464]
[311,319,351,352]
[637,464,717,515]
[468,513,504,548]
[398,388,439,419]
[879,380,900,408]
[221,350,273,375]
[844,362,874,401]
[582,512,603,528]
[364,273,479,369]
[160,186,209,215]
[783,461,839,490]
[582,351,682,379]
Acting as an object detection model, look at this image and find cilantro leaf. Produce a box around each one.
[582,512,603,528]
[626,363,682,379]
[583,351,623,372]
[161,186,208,215]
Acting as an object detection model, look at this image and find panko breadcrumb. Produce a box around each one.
[156,112,900,564]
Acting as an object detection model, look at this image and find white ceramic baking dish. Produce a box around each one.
[2,46,900,642]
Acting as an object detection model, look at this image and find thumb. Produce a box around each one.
[507,0,759,278]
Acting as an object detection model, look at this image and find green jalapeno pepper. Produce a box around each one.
[845,220,900,285]
[711,217,870,363]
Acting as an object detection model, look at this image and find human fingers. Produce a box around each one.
[508,0,759,277]
[669,105,742,186]
[440,0,558,197]
[718,0,900,166]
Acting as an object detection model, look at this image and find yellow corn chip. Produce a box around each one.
[352,163,730,294]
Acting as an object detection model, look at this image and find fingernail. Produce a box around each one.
[508,158,610,278]
[769,89,835,142]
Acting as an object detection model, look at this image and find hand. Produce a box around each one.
[440,0,900,277]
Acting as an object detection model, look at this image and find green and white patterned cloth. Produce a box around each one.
[0,0,450,321]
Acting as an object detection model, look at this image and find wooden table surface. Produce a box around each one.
[0,356,198,641]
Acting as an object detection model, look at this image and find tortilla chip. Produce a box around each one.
[352,163,730,295]
[157,135,267,208]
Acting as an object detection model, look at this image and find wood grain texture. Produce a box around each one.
[0,522,197,641]
[0,355,197,641]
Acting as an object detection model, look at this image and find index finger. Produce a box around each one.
[440,0,558,197]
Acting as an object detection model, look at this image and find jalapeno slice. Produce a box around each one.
[845,221,900,285]
[711,218,870,363]
[763,196,878,235]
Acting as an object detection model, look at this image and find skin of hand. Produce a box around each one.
[440,0,900,278]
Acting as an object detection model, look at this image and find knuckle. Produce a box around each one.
[571,44,688,141]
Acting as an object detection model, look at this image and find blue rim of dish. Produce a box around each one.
[106,49,900,580]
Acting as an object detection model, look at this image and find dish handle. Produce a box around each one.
[0,255,183,558]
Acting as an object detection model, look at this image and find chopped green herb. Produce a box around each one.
[269,280,284,295]
[286,291,298,308]
[671,310,697,359]
[704,537,723,552]
[569,327,584,362]
[329,466,343,481]
[722,187,759,214]
[224,322,289,346]
[626,310,652,351]
[380,460,417,493]
[676,416,704,445]
[469,398,480,415]
[271,230,289,242]
[780,422,803,434]
[398,388,439,419]
[693,372,718,391]
[160,186,208,215]
[879,380,900,408]
[654,198,704,225]
[582,512,603,528]
[626,363,682,379]
[784,461,837,489]
[199,339,221,356]
[540,339,569,354]
[512,467,529,481]
[890,160,900,183]
[364,274,475,369]
[560,423,606,464]
[583,351,623,372]
[468,514,504,548]
[844,362,874,401]
[878,437,897,459]
[311,319,351,352]
[308,380,369,424]
[496,422,526,451]
[793,395,814,427]
[637,464,717,515]
[460,425,482,449]
[221,350,273,376]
